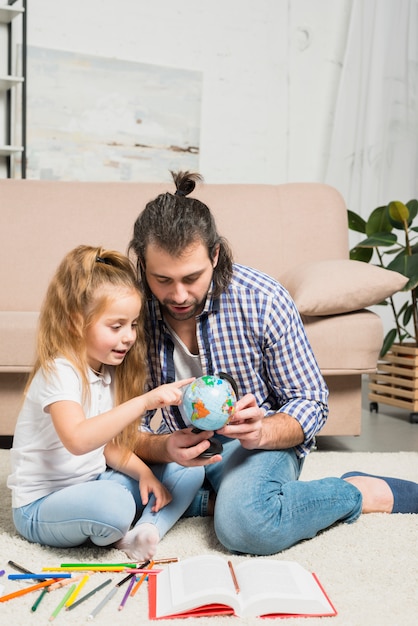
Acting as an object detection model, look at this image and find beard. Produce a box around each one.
[161,297,205,321]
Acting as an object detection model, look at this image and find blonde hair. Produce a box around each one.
[28,245,147,457]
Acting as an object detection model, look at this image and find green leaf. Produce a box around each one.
[388,200,409,221]
[349,247,373,262]
[402,304,413,326]
[347,210,366,233]
[387,200,412,230]
[366,205,392,236]
[380,328,397,357]
[406,198,418,219]
[355,232,398,248]
[387,252,418,289]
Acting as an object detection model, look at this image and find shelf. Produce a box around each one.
[0,75,24,90]
[0,5,24,24]
[0,1,26,177]
[0,145,23,156]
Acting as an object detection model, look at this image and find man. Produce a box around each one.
[129,171,418,556]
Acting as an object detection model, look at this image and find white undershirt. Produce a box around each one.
[166,324,203,424]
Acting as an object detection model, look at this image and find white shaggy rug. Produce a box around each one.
[0,449,417,626]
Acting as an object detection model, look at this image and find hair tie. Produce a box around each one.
[96,256,112,265]
[175,189,186,197]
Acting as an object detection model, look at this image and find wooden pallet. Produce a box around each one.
[368,344,418,418]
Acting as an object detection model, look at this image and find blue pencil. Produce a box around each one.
[8,573,72,580]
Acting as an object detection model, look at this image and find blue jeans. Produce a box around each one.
[13,462,204,548]
[185,437,362,555]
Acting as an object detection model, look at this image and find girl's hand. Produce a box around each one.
[143,378,195,412]
[138,466,172,512]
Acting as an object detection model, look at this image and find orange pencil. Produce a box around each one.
[130,560,155,597]
[0,578,57,602]
[228,560,240,594]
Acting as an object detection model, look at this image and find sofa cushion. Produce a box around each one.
[0,312,38,370]
[303,309,383,373]
[280,259,408,316]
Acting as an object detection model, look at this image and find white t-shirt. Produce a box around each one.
[166,324,203,425]
[8,358,113,508]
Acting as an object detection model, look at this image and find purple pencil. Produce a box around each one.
[118,575,136,611]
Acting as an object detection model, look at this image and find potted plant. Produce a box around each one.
[348,198,418,421]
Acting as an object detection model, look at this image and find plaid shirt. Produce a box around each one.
[142,263,329,457]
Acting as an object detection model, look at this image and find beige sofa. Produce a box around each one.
[0,179,407,438]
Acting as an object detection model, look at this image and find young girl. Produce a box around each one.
[7,245,204,561]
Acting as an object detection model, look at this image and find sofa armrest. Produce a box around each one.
[279,259,408,316]
[0,312,38,369]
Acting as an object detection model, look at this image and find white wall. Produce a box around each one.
[1,0,352,183]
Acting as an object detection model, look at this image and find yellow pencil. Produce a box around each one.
[65,574,89,607]
[43,566,124,572]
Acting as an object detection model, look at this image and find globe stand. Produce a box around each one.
[191,427,223,458]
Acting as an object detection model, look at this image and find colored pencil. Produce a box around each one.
[9,573,72,580]
[43,566,126,572]
[228,560,240,594]
[118,575,136,611]
[87,586,118,620]
[130,560,155,597]
[7,560,35,574]
[59,557,177,566]
[66,578,112,611]
[86,572,136,620]
[48,574,85,591]
[65,574,89,607]
[31,588,48,612]
[60,562,141,568]
[48,584,76,621]
[7,560,47,582]
[0,578,56,602]
[43,566,161,573]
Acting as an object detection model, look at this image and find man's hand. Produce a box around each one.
[217,393,305,450]
[217,393,265,449]
[165,428,222,467]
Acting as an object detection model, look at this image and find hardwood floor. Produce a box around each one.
[317,377,418,452]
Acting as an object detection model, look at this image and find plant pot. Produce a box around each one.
[368,343,418,423]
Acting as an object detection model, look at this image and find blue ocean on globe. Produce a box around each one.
[182,375,237,431]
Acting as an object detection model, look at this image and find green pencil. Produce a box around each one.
[60,562,142,568]
[48,583,76,621]
[31,587,48,612]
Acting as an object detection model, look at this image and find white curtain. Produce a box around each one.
[324,0,418,218]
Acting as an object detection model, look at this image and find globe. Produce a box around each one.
[182,375,237,431]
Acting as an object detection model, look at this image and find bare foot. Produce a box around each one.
[343,476,394,513]
[116,523,159,560]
